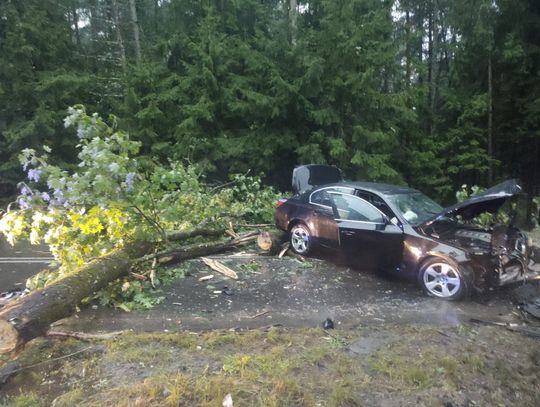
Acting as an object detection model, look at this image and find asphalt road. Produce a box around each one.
[58,252,540,333]
[1,238,538,333]
[0,238,53,291]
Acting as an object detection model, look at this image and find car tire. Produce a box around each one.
[418,258,471,301]
[289,223,312,255]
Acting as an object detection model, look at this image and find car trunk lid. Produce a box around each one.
[292,164,342,195]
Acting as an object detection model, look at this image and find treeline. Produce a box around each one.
[1,0,539,201]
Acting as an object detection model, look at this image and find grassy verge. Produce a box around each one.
[1,324,539,406]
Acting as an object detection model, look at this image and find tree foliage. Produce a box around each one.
[1,0,539,199]
[0,107,278,307]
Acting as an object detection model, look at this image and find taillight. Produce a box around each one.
[276,198,287,207]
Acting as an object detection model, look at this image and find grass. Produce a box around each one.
[1,325,540,406]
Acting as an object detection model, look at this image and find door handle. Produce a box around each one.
[342,231,356,236]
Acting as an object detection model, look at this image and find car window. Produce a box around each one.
[329,193,385,223]
[356,191,395,218]
[311,190,333,207]
[310,187,354,207]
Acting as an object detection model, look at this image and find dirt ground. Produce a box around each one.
[1,251,540,406]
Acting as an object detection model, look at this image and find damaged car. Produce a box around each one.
[275,165,534,300]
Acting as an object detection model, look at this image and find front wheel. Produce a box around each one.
[418,259,470,301]
[289,223,312,255]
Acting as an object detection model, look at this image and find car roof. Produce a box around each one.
[314,181,419,197]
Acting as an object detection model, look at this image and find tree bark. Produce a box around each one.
[111,0,127,74]
[289,0,298,46]
[166,227,224,242]
[157,232,259,264]
[429,0,439,138]
[71,1,81,49]
[129,0,142,65]
[0,242,153,354]
[487,52,493,185]
[405,9,411,87]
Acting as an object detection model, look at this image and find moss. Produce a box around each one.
[2,326,540,406]
[105,332,197,351]
[328,381,361,407]
[52,388,85,407]
[2,393,43,407]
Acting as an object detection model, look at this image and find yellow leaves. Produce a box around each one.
[79,216,104,235]
[0,211,29,245]
[29,211,55,244]
[72,206,125,236]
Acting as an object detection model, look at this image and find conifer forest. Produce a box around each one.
[1,0,539,202]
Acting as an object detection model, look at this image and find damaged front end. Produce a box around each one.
[491,225,530,285]
[420,179,535,292]
[444,224,531,292]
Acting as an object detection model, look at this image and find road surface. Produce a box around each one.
[0,238,52,291]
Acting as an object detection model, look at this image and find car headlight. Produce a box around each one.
[515,238,527,255]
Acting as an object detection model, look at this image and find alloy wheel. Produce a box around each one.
[290,225,310,254]
[422,262,461,298]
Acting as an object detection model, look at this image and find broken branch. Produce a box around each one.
[201,257,238,280]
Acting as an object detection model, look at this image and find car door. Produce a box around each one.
[329,192,404,271]
[308,188,351,248]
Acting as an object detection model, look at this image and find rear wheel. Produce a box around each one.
[418,259,470,300]
[289,223,312,255]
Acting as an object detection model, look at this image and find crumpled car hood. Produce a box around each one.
[420,179,522,227]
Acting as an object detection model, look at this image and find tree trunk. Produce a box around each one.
[257,230,288,254]
[429,0,439,138]
[111,0,127,74]
[129,0,142,65]
[405,9,411,87]
[157,232,259,264]
[0,242,153,354]
[289,0,298,46]
[487,52,493,185]
[167,227,224,242]
[71,1,81,49]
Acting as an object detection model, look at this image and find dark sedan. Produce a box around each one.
[275,165,532,300]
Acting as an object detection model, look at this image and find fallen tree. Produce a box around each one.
[0,230,259,354]
[0,108,279,355]
[256,230,287,255]
[0,242,151,354]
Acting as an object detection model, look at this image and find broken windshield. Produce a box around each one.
[387,192,443,226]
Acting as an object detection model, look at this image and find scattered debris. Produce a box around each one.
[201,257,238,280]
[221,286,234,296]
[158,255,175,264]
[0,288,30,307]
[247,310,270,319]
[222,393,233,407]
[523,300,540,319]
[46,330,127,340]
[149,255,158,288]
[0,361,19,385]
[322,318,334,329]
[198,275,214,282]
[469,318,518,328]
[286,250,306,263]
[470,318,540,339]
[278,243,289,258]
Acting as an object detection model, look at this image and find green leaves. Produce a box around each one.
[1,106,278,305]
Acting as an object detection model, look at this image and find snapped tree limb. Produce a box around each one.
[0,242,153,354]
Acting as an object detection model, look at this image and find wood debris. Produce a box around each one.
[201,257,238,280]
